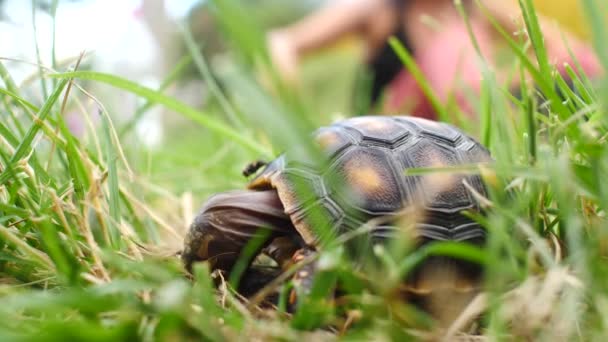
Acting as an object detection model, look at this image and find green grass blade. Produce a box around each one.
[211,0,268,66]
[424,241,486,265]
[50,71,271,157]
[0,60,19,94]
[580,0,608,120]
[388,37,449,122]
[228,229,272,289]
[580,0,608,71]
[0,88,39,113]
[180,24,244,129]
[0,223,54,270]
[50,0,59,70]
[52,109,90,201]
[0,120,20,147]
[101,111,121,248]
[9,78,68,164]
[1,77,66,194]
[30,0,49,99]
[476,0,568,116]
[119,54,192,138]
[518,0,551,85]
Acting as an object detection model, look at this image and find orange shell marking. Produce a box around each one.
[347,165,383,195]
[315,131,340,149]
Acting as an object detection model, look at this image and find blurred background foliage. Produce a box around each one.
[0,0,607,340]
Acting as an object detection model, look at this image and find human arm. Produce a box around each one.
[267,0,388,82]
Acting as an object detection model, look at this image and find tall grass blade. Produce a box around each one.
[119,55,192,138]
[50,71,270,157]
[101,111,121,248]
[9,79,68,164]
[0,60,19,94]
[388,37,449,122]
[30,0,49,99]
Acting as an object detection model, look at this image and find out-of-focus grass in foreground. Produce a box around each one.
[0,0,608,340]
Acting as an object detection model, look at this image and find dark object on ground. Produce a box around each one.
[237,265,283,300]
[183,115,492,324]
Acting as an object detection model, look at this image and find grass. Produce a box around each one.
[0,0,607,340]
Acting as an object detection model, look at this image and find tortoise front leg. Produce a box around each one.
[263,236,302,269]
[182,189,297,273]
[289,248,317,296]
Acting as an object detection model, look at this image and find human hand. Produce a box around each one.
[267,30,300,84]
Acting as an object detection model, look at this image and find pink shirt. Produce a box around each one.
[385,19,601,119]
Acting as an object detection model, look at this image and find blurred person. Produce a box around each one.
[267,0,601,119]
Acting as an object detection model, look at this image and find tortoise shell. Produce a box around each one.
[247,116,491,247]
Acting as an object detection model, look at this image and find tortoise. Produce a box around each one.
[182,115,491,319]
